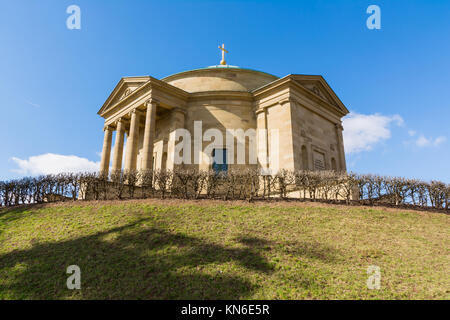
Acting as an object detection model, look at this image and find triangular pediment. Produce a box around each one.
[98,76,150,115]
[299,81,333,104]
[252,74,349,116]
[290,75,349,115]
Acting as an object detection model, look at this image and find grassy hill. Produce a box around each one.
[0,199,448,299]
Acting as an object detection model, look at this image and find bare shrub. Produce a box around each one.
[110,170,126,200]
[205,170,221,199]
[172,169,193,199]
[154,170,172,199]
[0,169,448,212]
[140,170,154,199]
[336,172,358,204]
[444,184,450,210]
[124,170,138,199]
[427,180,446,209]
[318,171,339,201]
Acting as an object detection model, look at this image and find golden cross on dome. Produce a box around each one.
[218,43,228,65]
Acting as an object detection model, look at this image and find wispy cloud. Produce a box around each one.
[404,130,446,148]
[415,135,446,147]
[343,112,404,154]
[24,99,40,108]
[11,153,99,175]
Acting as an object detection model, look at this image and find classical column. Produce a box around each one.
[335,123,347,172]
[99,125,113,175]
[111,119,125,173]
[124,109,142,171]
[142,99,157,170]
[256,108,268,171]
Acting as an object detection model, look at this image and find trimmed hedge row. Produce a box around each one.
[0,169,449,210]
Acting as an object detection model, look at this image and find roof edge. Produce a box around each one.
[161,66,279,82]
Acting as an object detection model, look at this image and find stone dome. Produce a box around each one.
[161,65,279,93]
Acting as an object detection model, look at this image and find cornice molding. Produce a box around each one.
[252,75,349,117]
[289,94,341,124]
[98,76,189,117]
[98,77,151,115]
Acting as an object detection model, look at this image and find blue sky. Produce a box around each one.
[0,0,449,181]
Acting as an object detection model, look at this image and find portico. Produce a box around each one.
[97,62,349,176]
[98,76,189,176]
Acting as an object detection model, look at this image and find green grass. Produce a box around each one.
[0,199,448,299]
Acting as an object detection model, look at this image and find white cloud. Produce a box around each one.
[342,112,404,154]
[415,135,429,147]
[415,135,446,147]
[434,136,447,146]
[11,153,99,175]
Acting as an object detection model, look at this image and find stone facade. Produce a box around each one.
[97,66,349,174]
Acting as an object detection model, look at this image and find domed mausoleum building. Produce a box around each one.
[97,52,349,175]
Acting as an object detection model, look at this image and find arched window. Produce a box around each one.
[331,157,337,171]
[301,145,308,170]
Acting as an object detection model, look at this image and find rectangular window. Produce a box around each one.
[212,148,228,174]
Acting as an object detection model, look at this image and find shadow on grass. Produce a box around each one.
[0,219,275,299]
[235,236,340,263]
[282,241,341,263]
[236,236,272,247]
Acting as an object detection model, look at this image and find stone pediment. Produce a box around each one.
[97,76,150,115]
[113,85,138,104]
[300,82,333,104]
[290,75,348,114]
[252,74,349,116]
